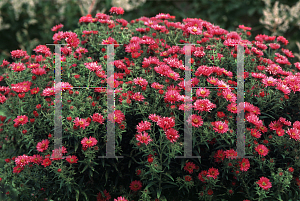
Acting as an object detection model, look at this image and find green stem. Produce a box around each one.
[241,177,251,199]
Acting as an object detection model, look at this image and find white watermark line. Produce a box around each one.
[47,44,67,160]
[98,44,124,159]
[236,44,253,159]
[176,44,201,158]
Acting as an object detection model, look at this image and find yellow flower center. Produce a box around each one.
[219,125,223,130]
[193,119,199,123]
[193,28,197,32]
[19,118,23,121]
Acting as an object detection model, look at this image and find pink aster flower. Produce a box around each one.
[238,158,250,172]
[51,23,64,32]
[135,132,153,145]
[42,87,55,97]
[250,128,262,138]
[287,128,300,141]
[157,116,175,131]
[134,77,148,87]
[109,7,124,15]
[125,42,141,53]
[212,121,229,134]
[166,70,180,81]
[107,110,125,124]
[165,128,180,143]
[131,92,145,102]
[262,76,277,87]
[255,144,269,156]
[81,136,98,148]
[196,88,210,98]
[276,128,285,136]
[10,49,28,59]
[213,149,226,163]
[164,89,181,104]
[31,67,47,76]
[207,167,219,179]
[256,177,272,190]
[66,155,78,164]
[187,114,203,128]
[269,120,283,131]
[184,162,196,174]
[73,117,90,130]
[13,115,29,126]
[13,165,24,174]
[91,113,105,124]
[129,180,143,192]
[15,154,30,167]
[10,62,26,72]
[193,99,216,113]
[148,114,162,123]
[275,82,291,95]
[269,43,280,50]
[42,158,52,167]
[293,121,300,129]
[85,62,102,72]
[246,114,263,127]
[136,121,152,133]
[224,149,238,159]
[36,139,50,152]
[187,26,202,35]
[30,154,43,165]
[114,196,128,201]
[178,103,193,112]
[222,89,237,102]
[151,82,164,90]
[227,102,238,114]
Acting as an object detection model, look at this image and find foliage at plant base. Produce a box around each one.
[0,6,300,201]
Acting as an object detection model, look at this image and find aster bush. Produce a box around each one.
[0,6,300,201]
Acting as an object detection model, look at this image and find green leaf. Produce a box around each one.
[81,164,89,173]
[82,191,88,201]
[157,188,162,199]
[164,181,178,186]
[145,181,158,190]
[164,172,174,181]
[60,179,64,189]
[75,189,79,201]
[68,185,72,193]
[128,160,131,168]
[75,142,79,152]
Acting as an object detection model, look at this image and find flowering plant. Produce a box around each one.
[0,6,300,201]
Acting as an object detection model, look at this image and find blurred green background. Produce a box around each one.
[1,0,300,199]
